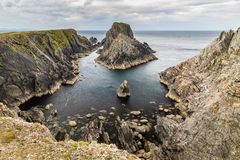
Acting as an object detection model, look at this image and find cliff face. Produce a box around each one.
[158,28,240,159]
[0,29,92,108]
[0,103,138,160]
[96,22,157,69]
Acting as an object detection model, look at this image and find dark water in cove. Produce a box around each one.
[21,31,220,121]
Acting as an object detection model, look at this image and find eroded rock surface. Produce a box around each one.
[117,80,131,98]
[0,29,93,108]
[158,28,240,159]
[0,103,139,160]
[96,22,157,69]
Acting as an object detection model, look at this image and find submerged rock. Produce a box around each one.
[86,113,93,118]
[98,116,106,120]
[45,103,53,110]
[130,111,141,116]
[68,120,77,127]
[96,22,157,69]
[109,112,115,116]
[117,80,131,98]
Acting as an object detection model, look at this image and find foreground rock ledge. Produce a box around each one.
[0,103,139,160]
[158,28,240,159]
[96,22,157,69]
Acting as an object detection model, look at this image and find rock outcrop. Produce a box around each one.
[0,29,93,108]
[89,37,98,44]
[18,107,45,124]
[158,28,240,159]
[96,22,157,69]
[0,103,139,160]
[117,80,131,98]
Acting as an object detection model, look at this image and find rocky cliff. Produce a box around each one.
[96,22,157,69]
[0,29,92,108]
[158,28,240,159]
[0,103,138,160]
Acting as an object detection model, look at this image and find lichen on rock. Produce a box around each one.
[158,28,240,159]
[0,103,139,160]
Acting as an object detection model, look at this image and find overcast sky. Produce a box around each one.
[0,0,239,30]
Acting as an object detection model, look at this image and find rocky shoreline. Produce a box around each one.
[0,29,93,108]
[96,55,157,70]
[157,28,240,159]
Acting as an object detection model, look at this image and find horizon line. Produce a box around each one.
[0,28,223,32]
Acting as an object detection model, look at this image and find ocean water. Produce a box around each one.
[20,31,220,121]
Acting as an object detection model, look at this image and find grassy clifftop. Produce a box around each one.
[0,29,92,108]
[0,29,91,57]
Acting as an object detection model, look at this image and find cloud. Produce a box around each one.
[0,0,239,30]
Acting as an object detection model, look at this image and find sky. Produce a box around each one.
[0,0,239,31]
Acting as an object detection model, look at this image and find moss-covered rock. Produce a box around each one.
[0,111,139,160]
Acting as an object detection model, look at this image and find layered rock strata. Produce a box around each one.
[0,29,92,108]
[158,28,240,159]
[96,22,157,69]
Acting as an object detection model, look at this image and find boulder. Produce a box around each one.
[6,85,22,97]
[18,107,45,123]
[130,111,141,116]
[55,130,69,141]
[68,120,77,127]
[117,80,130,98]
[89,37,98,44]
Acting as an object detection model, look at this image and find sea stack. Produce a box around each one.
[96,22,157,69]
[117,80,131,98]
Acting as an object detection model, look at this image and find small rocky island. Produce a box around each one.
[116,80,131,98]
[95,22,157,69]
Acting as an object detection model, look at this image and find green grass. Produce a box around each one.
[0,131,15,143]
[0,61,3,70]
[0,29,86,57]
